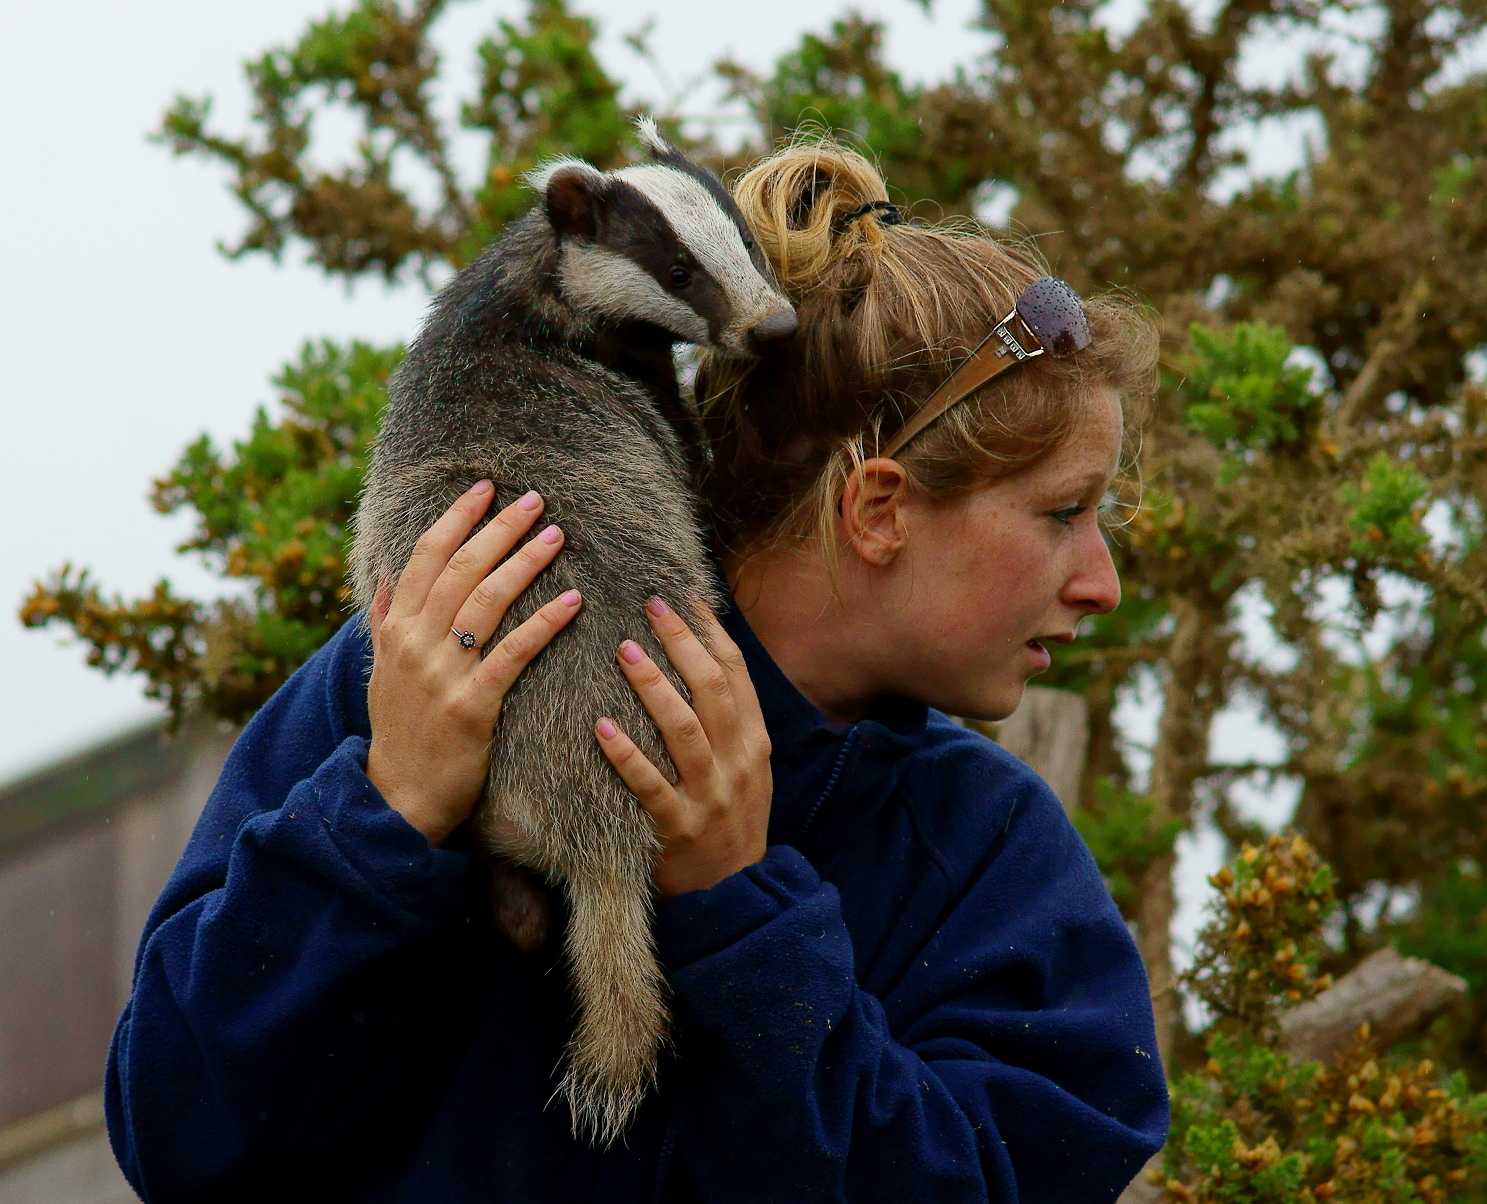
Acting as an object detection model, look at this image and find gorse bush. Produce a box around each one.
[1159,834,1487,1202]
[20,339,397,722]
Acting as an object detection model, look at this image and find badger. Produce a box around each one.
[347,117,796,1145]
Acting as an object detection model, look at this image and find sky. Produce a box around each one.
[5,0,1479,970]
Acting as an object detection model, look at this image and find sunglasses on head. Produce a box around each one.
[879,276,1091,460]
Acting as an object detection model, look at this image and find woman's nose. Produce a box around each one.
[1067,524,1122,615]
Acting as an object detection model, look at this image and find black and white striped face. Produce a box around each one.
[529,123,796,358]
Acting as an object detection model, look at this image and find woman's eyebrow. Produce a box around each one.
[1053,469,1113,498]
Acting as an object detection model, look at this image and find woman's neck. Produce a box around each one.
[722,544,884,724]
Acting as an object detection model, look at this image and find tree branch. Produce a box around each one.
[1332,276,1432,432]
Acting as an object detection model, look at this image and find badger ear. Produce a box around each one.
[526,158,605,239]
[546,166,601,238]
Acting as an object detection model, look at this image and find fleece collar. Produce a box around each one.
[717,587,931,850]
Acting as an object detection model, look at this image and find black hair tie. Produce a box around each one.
[837,200,903,230]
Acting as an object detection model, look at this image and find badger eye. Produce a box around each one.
[669,264,691,287]
[742,236,755,250]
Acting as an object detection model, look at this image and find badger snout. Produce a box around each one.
[748,308,798,348]
[718,300,796,358]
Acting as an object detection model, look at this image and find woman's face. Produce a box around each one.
[881,386,1125,722]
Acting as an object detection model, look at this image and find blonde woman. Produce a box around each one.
[106,138,1166,1202]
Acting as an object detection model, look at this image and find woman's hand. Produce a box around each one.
[366,480,581,847]
[594,597,773,897]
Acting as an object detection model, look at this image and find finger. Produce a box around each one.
[369,575,392,656]
[451,521,565,644]
[422,489,549,637]
[391,480,498,622]
[615,638,716,782]
[594,717,680,828]
[643,597,739,746]
[470,588,584,716]
[694,607,767,734]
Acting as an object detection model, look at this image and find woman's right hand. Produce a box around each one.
[365,479,581,847]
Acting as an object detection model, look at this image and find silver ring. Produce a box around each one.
[450,627,479,650]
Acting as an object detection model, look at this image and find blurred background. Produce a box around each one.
[4,1,1486,1198]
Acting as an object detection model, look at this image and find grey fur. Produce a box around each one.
[346,125,793,1146]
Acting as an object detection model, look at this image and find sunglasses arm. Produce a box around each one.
[878,309,1045,460]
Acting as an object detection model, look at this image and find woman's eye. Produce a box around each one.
[669,265,691,287]
[1052,492,1117,528]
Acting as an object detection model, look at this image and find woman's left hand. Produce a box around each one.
[595,596,772,898]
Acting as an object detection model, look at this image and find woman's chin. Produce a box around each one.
[945,679,1026,725]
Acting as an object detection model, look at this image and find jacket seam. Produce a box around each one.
[899,775,959,893]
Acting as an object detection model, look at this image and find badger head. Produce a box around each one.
[526,118,796,358]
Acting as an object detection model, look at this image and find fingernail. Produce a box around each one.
[645,596,669,617]
[519,490,542,511]
[619,640,644,664]
[561,589,581,607]
[596,718,617,739]
[540,525,562,544]
[469,479,492,496]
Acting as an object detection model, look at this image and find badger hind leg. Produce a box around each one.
[555,848,670,1147]
[486,859,553,954]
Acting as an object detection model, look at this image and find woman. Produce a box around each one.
[105,138,1166,1202]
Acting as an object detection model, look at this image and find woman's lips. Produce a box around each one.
[1024,640,1051,669]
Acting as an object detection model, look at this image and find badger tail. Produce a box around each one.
[555,859,669,1147]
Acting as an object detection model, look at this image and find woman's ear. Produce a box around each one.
[839,458,911,566]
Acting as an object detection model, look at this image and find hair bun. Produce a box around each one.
[730,138,895,296]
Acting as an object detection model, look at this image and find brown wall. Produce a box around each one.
[0,720,234,1140]
[0,823,120,1129]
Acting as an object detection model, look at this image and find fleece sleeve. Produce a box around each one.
[651,779,1168,1204]
[103,620,475,1203]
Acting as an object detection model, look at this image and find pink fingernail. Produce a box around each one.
[540,525,562,544]
[519,490,542,511]
[596,718,617,739]
[560,589,581,606]
[645,596,669,617]
[619,640,644,664]
[468,479,492,496]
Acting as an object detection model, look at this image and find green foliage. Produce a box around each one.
[460,0,634,256]
[1333,582,1487,893]
[1178,322,1317,484]
[1072,778,1184,913]
[1122,483,1241,593]
[719,17,922,168]
[1165,1024,1487,1202]
[22,339,399,724]
[1159,837,1487,1202]
[1391,860,1487,998]
[1339,453,1432,561]
[1185,834,1338,1039]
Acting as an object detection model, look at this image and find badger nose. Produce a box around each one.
[749,308,798,347]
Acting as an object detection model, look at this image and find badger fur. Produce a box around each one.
[347,117,795,1145]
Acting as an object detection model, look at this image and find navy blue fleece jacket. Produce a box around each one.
[104,595,1167,1202]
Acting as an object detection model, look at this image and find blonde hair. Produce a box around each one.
[694,134,1159,588]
